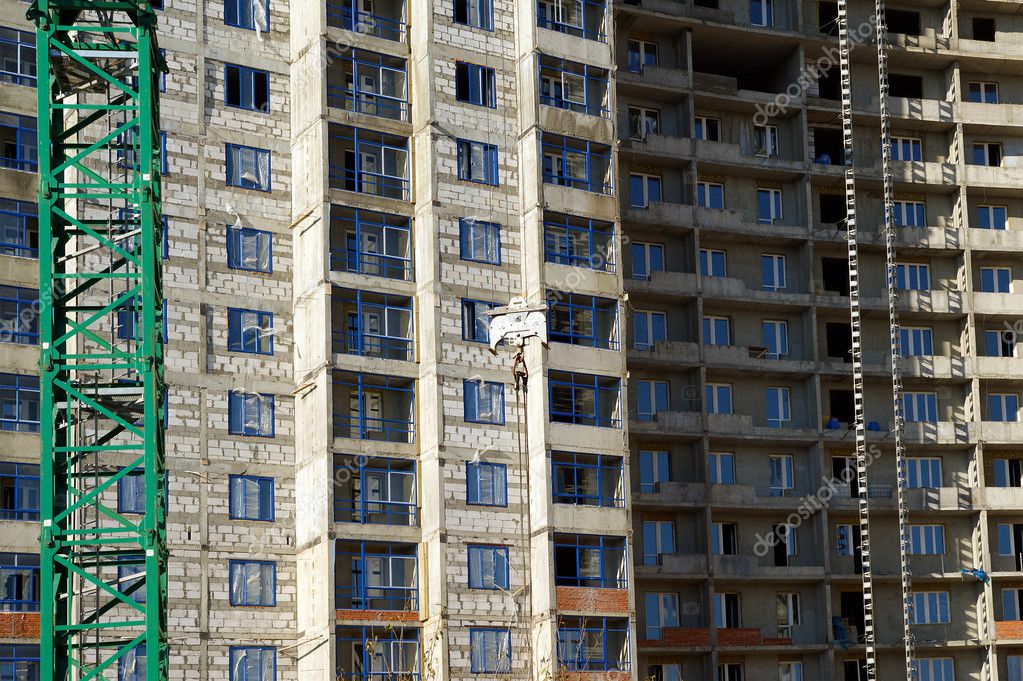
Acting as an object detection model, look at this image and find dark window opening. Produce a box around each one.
[886,9,921,36]
[826,322,852,361]
[821,257,850,296]
[818,68,841,100]
[812,127,844,165]
[829,389,854,423]
[818,1,839,36]
[694,0,719,6]
[973,17,996,42]
[889,74,923,99]
[819,194,846,226]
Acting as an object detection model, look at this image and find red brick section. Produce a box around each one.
[996,620,1023,640]
[558,672,631,681]
[638,627,711,648]
[556,587,628,614]
[336,609,419,623]
[0,612,40,638]
[715,628,790,646]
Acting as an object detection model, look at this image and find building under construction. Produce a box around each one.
[2,0,1023,679]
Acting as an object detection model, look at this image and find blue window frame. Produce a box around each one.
[548,371,621,427]
[117,555,146,604]
[337,542,418,610]
[0,373,38,433]
[0,113,36,171]
[0,28,35,86]
[0,645,39,680]
[227,308,273,354]
[118,644,146,680]
[470,628,511,673]
[328,49,409,121]
[0,285,37,344]
[454,0,494,29]
[538,56,610,117]
[537,0,608,41]
[980,267,1011,293]
[553,534,627,588]
[0,462,38,520]
[229,560,276,606]
[547,291,618,349]
[977,205,1007,230]
[334,456,417,526]
[116,298,168,342]
[336,627,420,679]
[226,144,271,191]
[456,139,499,185]
[228,391,275,437]
[328,0,407,42]
[464,379,505,425]
[455,62,496,107]
[332,206,412,280]
[467,461,507,506]
[227,226,273,273]
[225,64,270,112]
[225,0,269,31]
[333,373,416,443]
[461,299,496,343]
[0,552,39,611]
[551,451,624,507]
[700,248,726,277]
[229,475,275,521]
[229,647,276,681]
[542,133,613,194]
[557,616,630,671]
[467,544,509,589]
[329,124,410,200]
[459,218,501,264]
[0,198,38,258]
[117,472,145,514]
[543,213,615,271]
[639,450,669,493]
[335,289,414,360]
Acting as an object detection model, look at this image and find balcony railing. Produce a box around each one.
[327,1,407,42]
[333,374,415,443]
[334,456,417,526]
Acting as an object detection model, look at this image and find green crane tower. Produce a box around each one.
[29,0,167,678]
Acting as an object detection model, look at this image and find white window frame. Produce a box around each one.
[909,524,945,555]
[630,172,662,208]
[778,661,803,681]
[766,386,791,426]
[712,521,738,555]
[776,592,801,636]
[701,248,727,277]
[708,451,735,483]
[911,591,950,624]
[893,199,926,227]
[645,591,680,639]
[978,204,1008,230]
[895,262,930,291]
[900,326,933,357]
[714,592,742,628]
[973,141,1003,167]
[628,106,660,140]
[695,116,721,141]
[769,454,794,495]
[757,187,784,224]
[754,124,779,157]
[703,315,731,346]
[632,241,665,280]
[697,180,725,209]
[970,81,999,103]
[981,266,1011,293]
[627,39,658,72]
[762,253,786,291]
[750,0,774,26]
[903,391,938,423]
[907,456,942,488]
[634,310,666,351]
[990,392,1020,422]
[763,319,789,358]
[915,658,955,681]
[890,136,922,162]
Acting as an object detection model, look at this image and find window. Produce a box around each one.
[552,452,625,507]
[544,213,615,271]
[0,28,35,86]
[548,291,618,349]
[459,218,501,265]
[0,198,38,258]
[900,327,933,356]
[539,57,609,117]
[464,379,505,425]
[225,0,269,31]
[228,647,276,681]
[629,107,660,139]
[977,205,1008,230]
[907,457,941,488]
[633,310,665,351]
[703,315,730,346]
[225,64,270,112]
[225,144,271,191]
[454,0,493,30]
[542,133,613,193]
[718,663,744,681]
[548,371,621,427]
[0,645,39,680]
[895,263,930,291]
[894,200,926,227]
[776,592,801,634]
[227,308,273,354]
[227,226,272,273]
[642,520,675,565]
[697,181,724,209]
[763,320,788,359]
[990,393,1019,422]
[705,384,732,415]
[461,299,496,343]
[645,592,679,639]
[769,454,794,494]
[973,142,1002,167]
[229,475,274,521]
[631,242,664,279]
[779,661,803,681]
[331,125,410,199]
[556,616,630,672]
[753,124,779,157]
[0,374,39,433]
[1007,589,1023,621]
[761,253,786,291]
[230,561,276,606]
[0,553,38,611]
[467,544,509,589]
[915,658,954,681]
[0,286,37,345]
[765,387,791,427]
[470,628,511,673]
[117,472,145,514]
[909,525,944,555]
[712,522,738,554]
[695,116,721,141]
[0,462,37,520]
[553,533,627,587]
[456,139,499,185]
[117,557,146,604]
[467,461,507,506]
[750,0,774,26]
[714,592,741,627]
[700,249,726,277]
[757,188,783,224]
[708,451,735,484]
[629,173,661,208]
[228,391,274,437]
[0,113,37,171]
[986,327,1016,358]
[626,39,657,73]
[636,380,668,421]
[338,541,418,610]
[903,392,938,423]
[981,267,1011,293]
[911,591,950,624]
[648,664,683,681]
[994,459,1023,488]
[890,136,922,162]
[639,450,669,493]
[455,62,496,107]
[118,644,146,680]
[1011,656,1023,681]
[968,81,998,104]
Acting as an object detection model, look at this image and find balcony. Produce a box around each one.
[537,0,608,43]
[633,481,706,508]
[336,626,420,680]
[547,290,619,350]
[625,271,698,299]
[334,455,416,526]
[327,0,407,43]
[967,227,1023,253]
[332,288,414,361]
[333,373,415,443]
[554,533,628,589]
[556,616,630,674]
[548,371,621,428]
[551,451,625,508]
[712,554,825,580]
[634,553,709,580]
[538,54,610,119]
[327,48,409,122]
[329,206,412,282]
[542,132,613,195]
[616,64,690,97]
[328,124,410,201]
[335,541,417,614]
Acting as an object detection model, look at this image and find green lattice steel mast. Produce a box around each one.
[29,1,167,678]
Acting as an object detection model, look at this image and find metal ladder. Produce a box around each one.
[837,0,878,677]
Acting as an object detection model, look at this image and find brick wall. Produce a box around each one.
[556,586,629,614]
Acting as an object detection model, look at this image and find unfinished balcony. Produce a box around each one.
[551,451,625,509]
[541,132,613,200]
[556,616,630,676]
[538,54,610,122]
[334,454,416,527]
[332,288,414,362]
[336,626,420,681]
[335,540,418,618]
[328,124,410,202]
[546,290,620,369]
[326,0,407,43]
[333,372,415,444]
[327,48,409,123]
[554,533,629,615]
[329,205,412,282]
